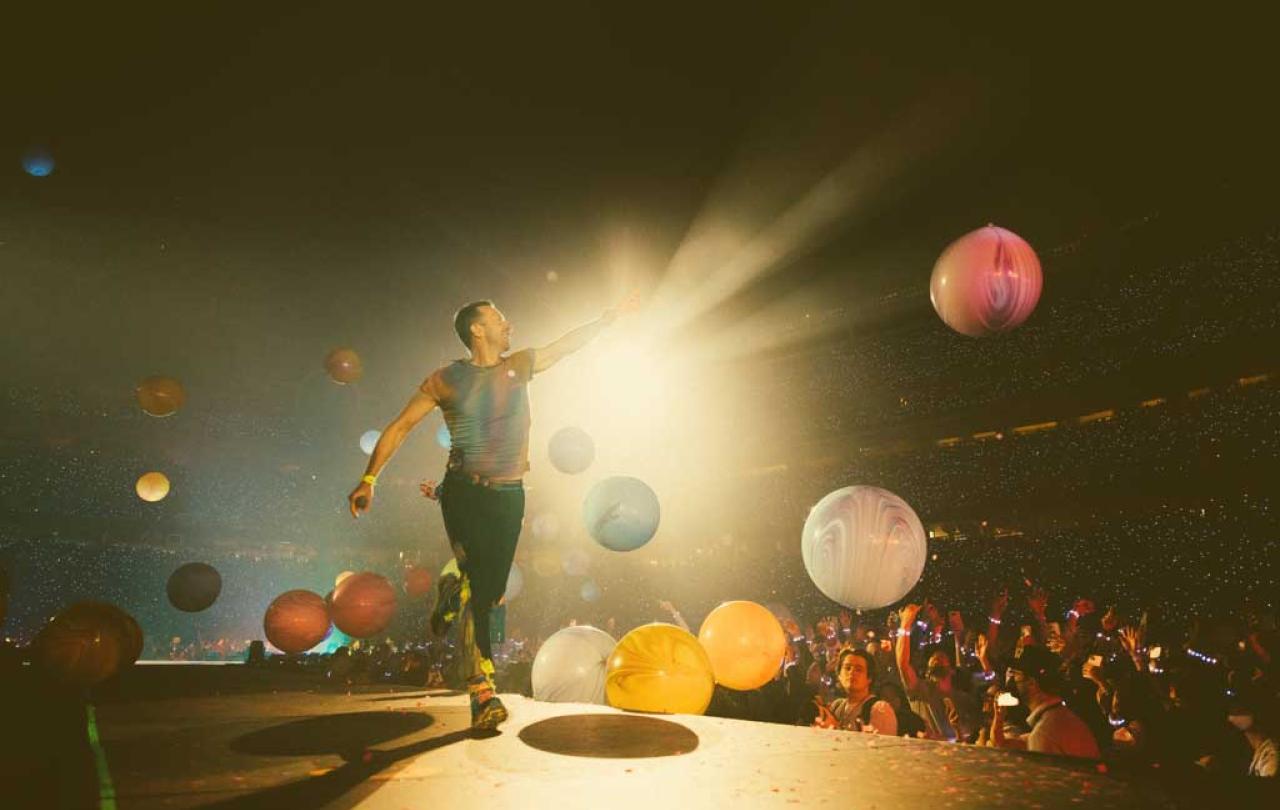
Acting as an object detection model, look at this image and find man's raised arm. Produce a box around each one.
[532,291,640,374]
[348,387,438,517]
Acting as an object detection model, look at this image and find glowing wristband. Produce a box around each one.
[362,474,378,486]
[988,616,1002,625]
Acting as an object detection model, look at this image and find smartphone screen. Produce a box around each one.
[996,691,1019,707]
[1149,645,1162,659]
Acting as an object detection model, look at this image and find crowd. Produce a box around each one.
[691,586,1276,780]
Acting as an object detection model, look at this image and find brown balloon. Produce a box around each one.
[403,565,432,598]
[136,375,186,417]
[330,572,397,638]
[324,348,363,384]
[263,590,331,654]
[34,601,139,687]
[167,562,222,612]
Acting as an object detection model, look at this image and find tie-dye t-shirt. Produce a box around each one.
[420,349,535,480]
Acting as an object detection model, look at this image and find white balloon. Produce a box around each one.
[801,485,927,610]
[532,625,617,704]
[359,430,381,455]
[562,547,590,576]
[532,512,561,542]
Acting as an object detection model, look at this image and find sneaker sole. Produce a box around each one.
[472,702,509,730]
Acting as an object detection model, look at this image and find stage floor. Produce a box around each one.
[87,679,1158,809]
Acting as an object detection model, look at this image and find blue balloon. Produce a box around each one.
[583,475,660,552]
[436,423,451,449]
[22,149,55,177]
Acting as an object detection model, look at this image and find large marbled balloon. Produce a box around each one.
[801,485,927,610]
[583,476,660,551]
[930,225,1043,337]
[605,623,714,715]
[532,625,616,704]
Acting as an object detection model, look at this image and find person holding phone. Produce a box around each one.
[992,645,1100,759]
[896,603,979,741]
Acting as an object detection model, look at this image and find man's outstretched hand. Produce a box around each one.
[348,482,373,518]
[604,289,643,324]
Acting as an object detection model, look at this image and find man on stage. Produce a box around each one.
[348,296,634,729]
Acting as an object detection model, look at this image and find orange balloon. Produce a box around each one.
[324,348,363,384]
[403,565,433,598]
[330,572,397,638]
[136,375,186,417]
[263,590,330,654]
[34,601,134,687]
[698,600,788,691]
[135,472,171,503]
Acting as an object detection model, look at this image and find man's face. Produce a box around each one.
[838,654,872,695]
[1007,669,1038,702]
[473,305,512,352]
[927,651,953,682]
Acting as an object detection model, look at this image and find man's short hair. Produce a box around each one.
[453,300,493,349]
[1011,644,1065,694]
[837,648,877,685]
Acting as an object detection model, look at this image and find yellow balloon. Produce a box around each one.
[135,472,170,503]
[605,623,715,715]
[698,600,787,691]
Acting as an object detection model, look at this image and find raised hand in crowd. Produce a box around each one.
[1119,625,1146,671]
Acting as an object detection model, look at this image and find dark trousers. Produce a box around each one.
[439,472,524,665]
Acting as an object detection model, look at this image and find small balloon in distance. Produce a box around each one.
[22,148,55,177]
[136,472,171,503]
[548,426,595,474]
[136,376,186,417]
[325,348,363,384]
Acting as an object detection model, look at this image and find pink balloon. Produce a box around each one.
[930,225,1043,337]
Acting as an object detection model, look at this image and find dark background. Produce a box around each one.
[1,2,1276,648]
